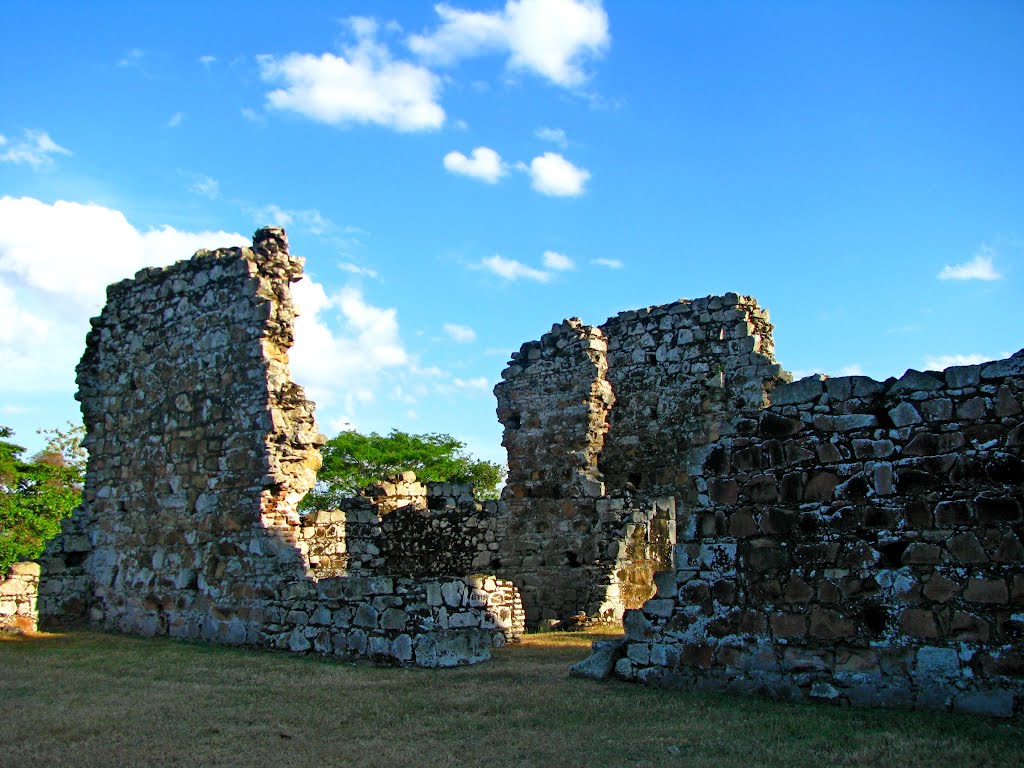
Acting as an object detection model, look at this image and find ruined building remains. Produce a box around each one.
[2,227,1020,716]
[498,295,1022,717]
[33,228,523,666]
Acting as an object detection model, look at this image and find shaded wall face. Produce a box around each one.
[619,355,1024,716]
[598,294,780,498]
[494,318,615,623]
[495,295,782,625]
[68,229,321,642]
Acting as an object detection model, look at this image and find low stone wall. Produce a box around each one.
[156,573,523,667]
[0,562,41,633]
[297,478,510,579]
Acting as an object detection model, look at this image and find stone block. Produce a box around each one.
[947,532,987,563]
[888,402,922,428]
[889,369,943,394]
[771,377,824,406]
[808,607,855,639]
[957,397,987,420]
[953,689,1015,718]
[900,608,938,639]
[769,612,807,638]
[964,578,1008,604]
[922,574,960,603]
[570,638,627,680]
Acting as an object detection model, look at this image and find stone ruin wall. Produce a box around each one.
[614,352,1024,716]
[494,295,782,625]
[298,474,510,581]
[0,562,41,633]
[505,293,1022,716]
[32,228,523,666]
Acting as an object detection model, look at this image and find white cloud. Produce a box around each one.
[167,112,184,128]
[0,130,71,168]
[338,262,379,279]
[443,146,506,183]
[241,107,264,123]
[524,152,589,196]
[250,204,333,235]
[542,250,574,270]
[938,248,1002,281]
[443,323,477,343]
[290,280,410,413]
[534,126,567,147]
[259,18,445,131]
[452,376,490,391]
[198,55,217,67]
[0,196,248,394]
[593,257,622,269]
[478,254,550,282]
[408,0,609,87]
[922,353,993,371]
[188,174,219,199]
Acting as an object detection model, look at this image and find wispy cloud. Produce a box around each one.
[534,126,568,147]
[258,18,444,131]
[593,257,622,269]
[477,254,551,282]
[338,262,379,279]
[442,322,477,343]
[452,376,490,391]
[198,55,217,67]
[250,203,333,235]
[185,173,219,199]
[542,250,574,270]
[922,353,994,370]
[167,112,184,128]
[938,247,1002,281]
[408,0,609,88]
[0,130,71,168]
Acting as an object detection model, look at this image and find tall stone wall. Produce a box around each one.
[613,353,1024,716]
[495,295,782,625]
[39,228,523,666]
[494,319,621,623]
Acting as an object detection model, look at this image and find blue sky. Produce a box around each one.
[1,1,1022,465]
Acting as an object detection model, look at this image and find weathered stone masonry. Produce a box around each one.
[35,228,522,666]
[504,294,1022,716]
[495,296,780,624]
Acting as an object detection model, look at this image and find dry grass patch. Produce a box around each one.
[1,628,1018,768]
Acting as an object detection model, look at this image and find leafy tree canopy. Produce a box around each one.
[301,429,505,511]
[1,425,83,572]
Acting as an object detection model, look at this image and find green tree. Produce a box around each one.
[0,426,83,572]
[301,429,505,511]
[37,421,88,478]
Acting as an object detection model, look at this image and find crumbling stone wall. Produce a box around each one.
[513,294,1023,715]
[0,562,41,633]
[39,228,522,665]
[296,476,510,579]
[615,353,1024,716]
[495,295,781,625]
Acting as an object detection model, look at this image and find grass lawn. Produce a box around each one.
[1,627,1018,767]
